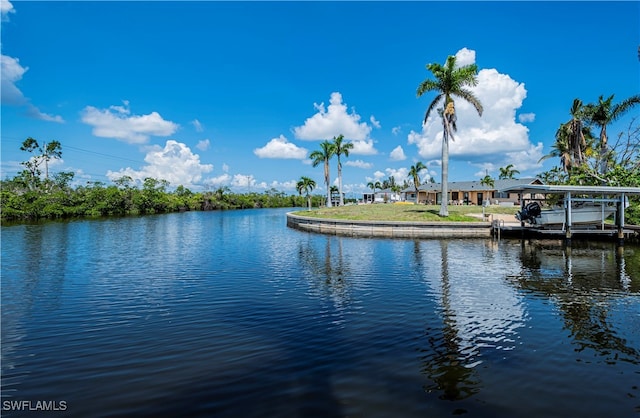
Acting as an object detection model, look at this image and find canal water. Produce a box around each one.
[1,208,639,417]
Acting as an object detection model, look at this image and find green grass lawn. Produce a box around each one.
[292,203,520,222]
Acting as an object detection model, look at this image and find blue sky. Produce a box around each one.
[2,1,639,197]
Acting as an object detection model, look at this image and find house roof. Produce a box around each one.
[402,177,542,193]
[499,184,640,195]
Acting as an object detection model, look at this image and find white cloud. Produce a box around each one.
[293,92,372,141]
[518,112,535,123]
[408,48,534,168]
[373,170,385,180]
[81,102,178,144]
[351,139,378,155]
[504,142,545,171]
[0,54,64,122]
[204,173,232,188]
[106,140,213,188]
[455,47,476,67]
[222,163,229,172]
[345,159,373,169]
[196,139,210,151]
[253,135,308,159]
[1,54,26,105]
[1,0,15,20]
[192,119,204,132]
[26,105,64,123]
[389,145,406,161]
[232,174,266,190]
[384,167,410,183]
[392,126,402,136]
[370,115,381,129]
[271,179,297,191]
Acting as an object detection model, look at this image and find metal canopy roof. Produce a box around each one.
[499,184,640,195]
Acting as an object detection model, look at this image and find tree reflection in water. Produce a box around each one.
[415,240,481,401]
[297,236,353,313]
[512,240,640,365]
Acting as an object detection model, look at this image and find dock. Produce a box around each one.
[495,184,640,244]
[492,221,638,242]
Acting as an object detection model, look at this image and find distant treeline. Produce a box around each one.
[0,174,328,223]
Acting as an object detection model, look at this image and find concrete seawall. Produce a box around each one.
[286,212,492,238]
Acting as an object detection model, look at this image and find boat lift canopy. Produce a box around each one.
[498,184,640,196]
[498,184,640,242]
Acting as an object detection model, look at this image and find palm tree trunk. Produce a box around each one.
[440,119,450,217]
[325,160,332,207]
[338,160,344,206]
[599,128,608,175]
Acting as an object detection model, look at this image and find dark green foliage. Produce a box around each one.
[1,175,316,223]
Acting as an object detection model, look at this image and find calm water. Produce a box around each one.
[1,208,639,417]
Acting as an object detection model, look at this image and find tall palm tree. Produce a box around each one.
[310,140,336,207]
[417,55,483,216]
[583,94,640,174]
[498,164,520,180]
[408,162,427,204]
[296,176,316,210]
[332,134,353,206]
[565,99,591,167]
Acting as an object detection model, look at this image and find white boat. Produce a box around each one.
[516,202,616,226]
[538,205,616,225]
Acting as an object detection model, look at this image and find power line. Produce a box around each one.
[2,137,146,166]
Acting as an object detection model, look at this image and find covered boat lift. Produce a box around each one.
[498,184,640,244]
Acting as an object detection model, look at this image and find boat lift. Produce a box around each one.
[498,184,640,244]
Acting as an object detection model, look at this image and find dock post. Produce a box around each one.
[617,193,626,246]
[565,192,572,244]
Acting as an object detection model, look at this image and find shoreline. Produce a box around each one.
[286,211,639,243]
[286,211,496,238]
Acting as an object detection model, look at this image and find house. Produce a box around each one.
[402,178,542,205]
[362,188,402,204]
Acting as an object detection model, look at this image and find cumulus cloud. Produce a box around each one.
[232,174,267,190]
[192,119,204,132]
[81,102,178,144]
[389,145,406,161]
[504,142,545,171]
[196,139,210,151]
[351,139,377,155]
[345,159,373,169]
[455,47,476,67]
[106,140,213,188]
[204,173,232,188]
[293,92,372,141]
[408,48,538,169]
[518,112,535,123]
[0,54,64,122]
[370,115,381,129]
[253,135,308,159]
[384,167,410,183]
[271,179,297,191]
[392,126,402,136]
